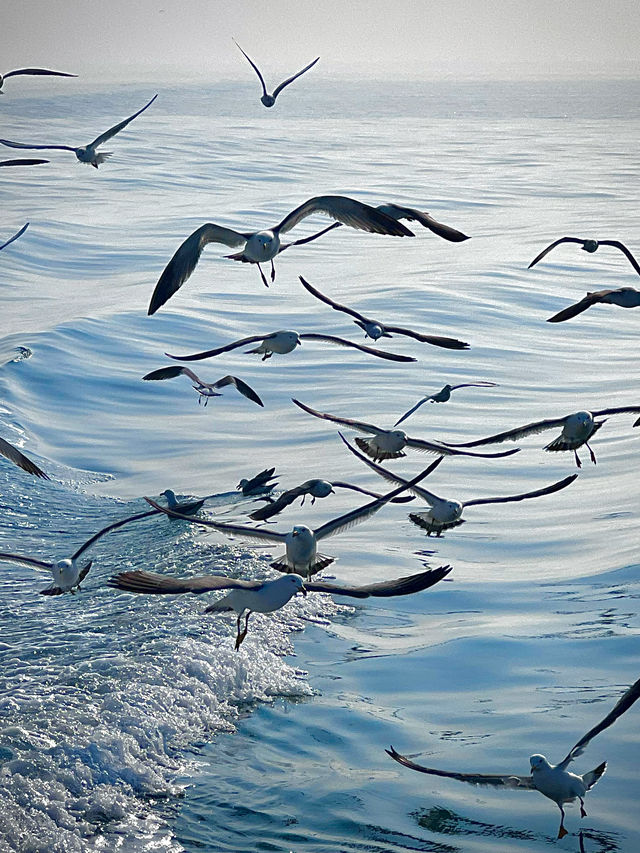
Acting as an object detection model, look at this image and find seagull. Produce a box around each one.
[161,489,206,516]
[233,40,319,108]
[0,67,76,93]
[146,196,413,313]
[0,223,29,252]
[547,287,640,322]
[142,366,264,408]
[0,158,49,167]
[165,329,416,364]
[340,433,577,535]
[291,398,520,463]
[144,466,436,577]
[299,276,469,349]
[0,435,49,479]
[0,94,158,168]
[443,407,640,468]
[0,508,156,594]
[528,237,640,277]
[249,477,415,522]
[387,675,640,839]
[108,564,451,649]
[237,467,278,496]
[394,382,499,427]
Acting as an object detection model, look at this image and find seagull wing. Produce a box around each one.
[307,565,452,598]
[0,552,53,571]
[598,240,640,276]
[449,382,498,391]
[442,416,568,447]
[394,397,430,427]
[381,324,469,350]
[557,676,640,770]
[71,509,159,560]
[143,497,288,543]
[591,406,640,419]
[405,435,519,458]
[375,204,470,242]
[148,223,248,315]
[0,138,75,152]
[313,465,437,542]
[330,481,415,503]
[165,334,273,362]
[4,68,77,80]
[386,747,534,788]
[0,159,49,167]
[300,333,416,363]
[90,94,158,148]
[211,375,264,406]
[276,195,414,237]
[249,485,309,521]
[0,435,49,478]
[108,568,263,595]
[339,432,443,502]
[0,223,29,251]
[233,41,269,97]
[299,275,369,322]
[547,293,604,323]
[284,222,342,248]
[272,56,320,99]
[292,398,382,435]
[463,473,577,508]
[143,365,202,383]
[528,237,586,268]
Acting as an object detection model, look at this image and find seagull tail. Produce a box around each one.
[583,761,606,791]
[93,152,112,166]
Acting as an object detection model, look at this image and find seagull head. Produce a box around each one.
[285,573,307,596]
[53,558,76,585]
[389,429,408,443]
[162,489,178,506]
[530,754,552,772]
[438,500,464,522]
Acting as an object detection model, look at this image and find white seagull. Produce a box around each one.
[443,407,640,468]
[108,563,451,649]
[394,382,499,427]
[292,398,519,463]
[233,40,319,108]
[143,365,264,408]
[144,466,434,577]
[0,435,48,479]
[146,196,414,313]
[0,158,49,167]
[299,276,469,349]
[0,67,76,93]
[0,94,157,168]
[249,476,415,522]
[528,237,640,277]
[387,675,640,839]
[0,508,156,595]
[0,223,29,252]
[165,328,416,364]
[341,433,577,535]
[547,287,640,322]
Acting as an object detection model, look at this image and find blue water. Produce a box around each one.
[1,78,639,852]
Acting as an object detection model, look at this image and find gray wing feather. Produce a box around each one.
[72,509,159,560]
[108,569,262,595]
[299,275,368,321]
[0,158,49,167]
[4,68,77,79]
[165,334,270,362]
[0,138,75,152]
[0,435,49,478]
[276,196,414,237]
[292,398,382,435]
[90,94,157,147]
[300,333,416,362]
[443,417,568,447]
[212,375,264,406]
[464,474,578,508]
[272,56,320,98]
[0,552,53,571]
[0,223,29,251]
[381,324,469,349]
[599,240,640,276]
[307,565,452,597]
[233,41,268,96]
[528,237,585,268]
[374,204,470,242]
[386,746,535,788]
[143,365,201,383]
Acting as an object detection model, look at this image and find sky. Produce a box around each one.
[3,0,640,82]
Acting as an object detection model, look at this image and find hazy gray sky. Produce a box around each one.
[3,0,639,81]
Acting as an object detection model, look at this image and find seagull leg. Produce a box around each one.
[270,259,276,282]
[235,612,251,650]
[586,442,597,465]
[574,450,582,468]
[557,805,568,839]
[579,797,587,819]
[257,263,269,287]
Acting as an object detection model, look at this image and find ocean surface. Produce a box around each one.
[1,78,639,852]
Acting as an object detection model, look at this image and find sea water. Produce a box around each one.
[0,78,639,852]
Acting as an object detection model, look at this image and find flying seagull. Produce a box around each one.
[394,382,499,427]
[249,477,414,522]
[0,94,158,168]
[147,195,413,313]
[144,466,435,577]
[547,287,640,323]
[0,158,49,167]
[0,434,49,479]
[166,328,416,364]
[0,67,76,93]
[443,407,640,468]
[233,40,319,108]
[299,276,469,349]
[108,564,451,649]
[0,508,156,594]
[341,433,577,535]
[0,223,29,252]
[291,398,519,462]
[237,467,278,496]
[528,237,640,277]
[143,365,264,408]
[387,675,640,839]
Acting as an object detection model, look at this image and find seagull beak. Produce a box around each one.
[300,584,307,596]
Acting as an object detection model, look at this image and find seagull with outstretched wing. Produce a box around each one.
[547,287,640,322]
[387,675,640,839]
[528,237,640,276]
[0,94,157,168]
[233,40,319,108]
[394,382,498,426]
[143,365,264,408]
